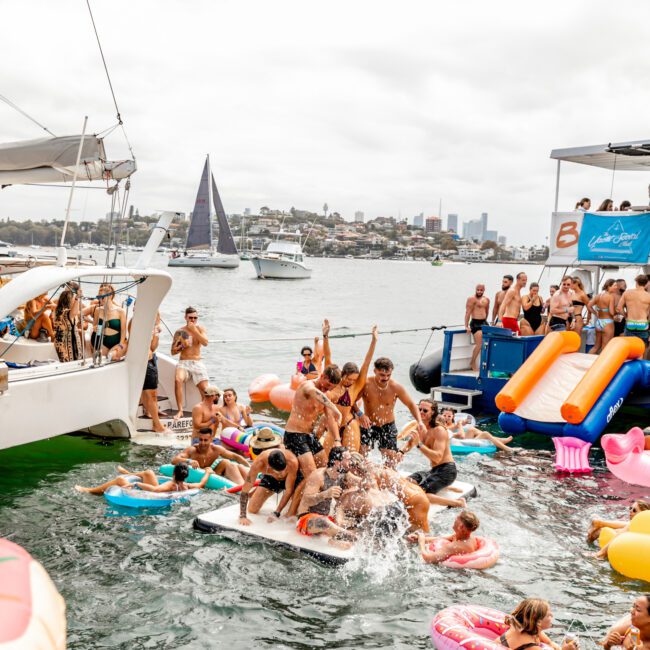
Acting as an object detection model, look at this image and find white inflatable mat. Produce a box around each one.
[193,480,476,565]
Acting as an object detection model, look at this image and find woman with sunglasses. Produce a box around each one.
[90,283,126,357]
[297,336,323,379]
[587,500,650,559]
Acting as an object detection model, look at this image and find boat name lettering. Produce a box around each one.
[606,398,624,423]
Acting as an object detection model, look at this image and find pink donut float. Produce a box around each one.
[248,373,281,403]
[429,537,499,570]
[0,538,66,649]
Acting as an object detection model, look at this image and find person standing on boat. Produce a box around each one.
[359,357,426,466]
[53,289,82,362]
[570,277,590,336]
[140,313,169,434]
[491,275,513,325]
[588,279,617,354]
[576,197,591,211]
[171,306,209,419]
[618,274,650,357]
[464,284,490,370]
[548,276,574,332]
[499,272,527,335]
[614,279,628,338]
[90,284,127,357]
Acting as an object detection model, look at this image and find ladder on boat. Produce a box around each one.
[430,386,482,412]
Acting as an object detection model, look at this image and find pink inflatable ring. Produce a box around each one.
[429,537,499,570]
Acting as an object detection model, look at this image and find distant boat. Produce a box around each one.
[168,155,239,269]
[251,231,311,279]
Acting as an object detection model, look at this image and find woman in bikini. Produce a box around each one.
[588,279,617,354]
[520,283,545,335]
[90,283,127,358]
[570,277,590,336]
[320,320,378,454]
[218,387,254,431]
[296,337,323,379]
[500,598,576,650]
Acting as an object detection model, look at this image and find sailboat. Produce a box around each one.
[168,156,239,268]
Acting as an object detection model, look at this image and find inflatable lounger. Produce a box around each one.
[193,480,476,565]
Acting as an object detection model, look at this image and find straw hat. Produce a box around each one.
[249,427,282,451]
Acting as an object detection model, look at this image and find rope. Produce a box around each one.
[0,93,56,137]
[609,153,618,201]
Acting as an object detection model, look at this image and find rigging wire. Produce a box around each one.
[0,93,57,137]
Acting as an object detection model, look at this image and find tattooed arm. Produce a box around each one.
[309,385,342,423]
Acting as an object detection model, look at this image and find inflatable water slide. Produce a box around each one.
[496,332,650,443]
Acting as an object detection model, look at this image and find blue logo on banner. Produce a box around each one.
[578,212,650,263]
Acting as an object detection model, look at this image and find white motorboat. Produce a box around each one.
[0,248,96,275]
[251,231,312,279]
[168,155,239,269]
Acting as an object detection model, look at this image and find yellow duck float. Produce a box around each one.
[600,510,650,583]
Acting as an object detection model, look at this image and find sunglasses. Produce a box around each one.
[418,407,431,413]
[188,316,198,321]
[303,352,311,357]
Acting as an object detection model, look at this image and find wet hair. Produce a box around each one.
[636,275,648,287]
[341,362,359,377]
[620,200,632,210]
[173,463,190,482]
[185,306,197,316]
[322,364,342,385]
[516,272,527,280]
[503,275,514,282]
[198,428,212,436]
[374,357,394,371]
[300,346,313,356]
[327,446,345,467]
[572,277,584,291]
[597,199,614,211]
[223,387,238,401]
[267,449,287,471]
[634,500,650,512]
[506,598,550,636]
[602,279,616,291]
[55,289,75,319]
[458,510,480,532]
[418,398,439,427]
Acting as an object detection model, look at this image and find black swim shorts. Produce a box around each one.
[283,431,324,458]
[360,422,398,451]
[409,462,457,495]
[142,355,158,391]
[469,319,487,335]
[549,316,569,332]
[259,473,286,493]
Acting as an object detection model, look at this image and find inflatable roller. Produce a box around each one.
[248,373,281,403]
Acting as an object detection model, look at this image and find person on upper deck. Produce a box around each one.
[576,197,591,211]
[597,198,614,212]
[521,283,544,336]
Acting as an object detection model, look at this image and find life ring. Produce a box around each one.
[248,373,281,403]
[158,464,236,490]
[450,438,497,455]
[429,536,499,569]
[0,538,66,650]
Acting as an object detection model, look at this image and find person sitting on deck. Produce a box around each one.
[24,293,55,341]
[412,510,480,564]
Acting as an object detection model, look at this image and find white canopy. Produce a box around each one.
[550,139,650,171]
[0,134,136,186]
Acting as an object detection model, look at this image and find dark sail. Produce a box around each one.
[185,156,212,250]
[212,174,239,255]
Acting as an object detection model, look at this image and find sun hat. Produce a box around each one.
[249,427,282,452]
[203,385,221,397]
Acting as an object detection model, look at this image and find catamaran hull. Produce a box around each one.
[168,254,239,269]
[251,257,312,279]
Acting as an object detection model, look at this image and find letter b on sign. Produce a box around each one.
[556,222,579,249]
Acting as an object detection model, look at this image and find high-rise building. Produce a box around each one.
[462,212,490,242]
[498,235,507,246]
[354,211,365,223]
[447,213,458,232]
[244,208,251,216]
[425,216,442,233]
[480,212,488,236]
[484,229,498,243]
[413,213,424,228]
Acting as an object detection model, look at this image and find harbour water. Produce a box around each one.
[1,257,647,649]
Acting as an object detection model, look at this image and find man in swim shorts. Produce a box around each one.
[239,446,299,525]
[171,306,210,419]
[548,275,573,332]
[465,284,490,371]
[618,274,650,357]
[498,272,527,334]
[413,510,480,564]
[404,399,465,508]
[491,275,513,326]
[191,385,223,437]
[602,595,650,650]
[172,428,250,485]
[359,357,426,466]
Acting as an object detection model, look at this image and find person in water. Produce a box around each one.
[297,336,322,379]
[239,446,299,525]
[588,279,617,354]
[587,500,650,559]
[618,274,650,357]
[359,357,426,466]
[405,400,466,508]
[442,407,514,452]
[499,272,527,335]
[602,595,650,650]
[499,598,577,650]
[413,510,480,564]
[218,387,254,431]
[465,284,490,370]
[75,463,212,494]
[321,319,378,453]
[171,306,210,419]
[172,428,250,485]
[520,283,545,336]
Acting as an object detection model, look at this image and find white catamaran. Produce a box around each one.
[168,155,239,269]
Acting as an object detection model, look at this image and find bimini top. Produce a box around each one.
[550,139,650,171]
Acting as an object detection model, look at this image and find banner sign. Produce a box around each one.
[577,212,650,264]
[548,211,650,266]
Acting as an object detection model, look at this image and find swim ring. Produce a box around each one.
[429,537,499,569]
[103,479,200,509]
[397,419,496,455]
[158,464,236,490]
[248,373,281,403]
[0,538,66,650]
[221,423,285,456]
[601,427,650,488]
[599,510,650,583]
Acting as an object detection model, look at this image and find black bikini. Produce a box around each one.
[499,633,540,650]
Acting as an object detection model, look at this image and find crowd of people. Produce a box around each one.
[465,272,650,368]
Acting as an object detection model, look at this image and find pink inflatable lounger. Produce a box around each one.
[552,436,592,473]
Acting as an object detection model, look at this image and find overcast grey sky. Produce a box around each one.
[2,0,650,244]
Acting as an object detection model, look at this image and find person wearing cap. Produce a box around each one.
[172,428,250,485]
[240,433,299,525]
[191,385,223,438]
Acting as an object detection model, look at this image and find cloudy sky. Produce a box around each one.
[2,0,650,244]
